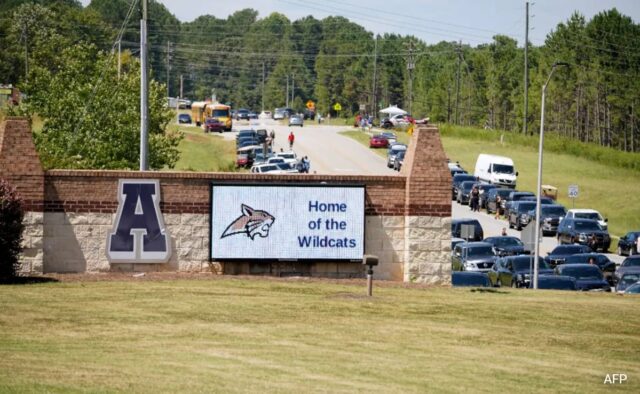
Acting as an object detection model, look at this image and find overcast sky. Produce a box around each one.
[80,0,640,46]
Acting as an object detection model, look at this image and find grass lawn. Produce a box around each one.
[168,123,239,172]
[0,278,637,392]
[340,127,640,240]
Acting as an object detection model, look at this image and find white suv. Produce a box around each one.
[565,209,608,230]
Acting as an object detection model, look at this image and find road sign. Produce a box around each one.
[521,220,542,252]
[359,103,366,111]
[333,102,342,111]
[460,224,475,241]
[306,100,315,109]
[568,184,579,199]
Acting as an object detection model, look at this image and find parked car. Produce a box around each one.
[483,236,527,257]
[520,204,567,235]
[617,231,640,256]
[520,196,554,205]
[474,153,518,189]
[504,191,535,217]
[451,237,466,255]
[236,129,257,140]
[451,174,477,200]
[533,275,578,291]
[624,282,640,294]
[387,144,407,168]
[565,209,608,230]
[238,139,259,149]
[235,108,250,120]
[508,201,537,231]
[450,168,467,177]
[236,153,252,168]
[393,150,405,171]
[451,218,484,241]
[289,114,304,127]
[554,264,611,292]
[274,162,299,173]
[614,256,640,284]
[178,113,192,124]
[456,181,476,205]
[250,164,285,174]
[557,218,611,252]
[484,188,512,214]
[389,113,410,126]
[545,244,593,267]
[248,111,258,119]
[563,253,616,284]
[275,151,297,164]
[204,117,225,133]
[474,183,498,208]
[488,255,552,288]
[369,134,389,148]
[615,272,640,293]
[380,132,397,144]
[380,117,393,129]
[451,271,491,287]
[451,241,496,272]
[273,108,286,120]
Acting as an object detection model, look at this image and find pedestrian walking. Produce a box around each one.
[288,131,295,149]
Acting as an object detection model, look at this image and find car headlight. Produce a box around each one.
[464,262,474,269]
[578,233,587,242]
[522,214,529,221]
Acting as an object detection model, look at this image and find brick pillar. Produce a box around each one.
[402,125,452,284]
[0,117,45,273]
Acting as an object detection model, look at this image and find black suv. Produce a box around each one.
[522,204,566,235]
[617,231,640,256]
[557,218,611,252]
[484,188,512,214]
[451,218,484,241]
[487,255,552,288]
[456,181,476,205]
[507,201,537,231]
[451,174,477,200]
[504,191,535,217]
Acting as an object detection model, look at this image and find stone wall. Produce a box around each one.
[0,118,452,284]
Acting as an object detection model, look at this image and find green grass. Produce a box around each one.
[0,278,638,392]
[341,126,640,240]
[168,123,239,172]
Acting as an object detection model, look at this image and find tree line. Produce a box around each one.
[1,0,639,155]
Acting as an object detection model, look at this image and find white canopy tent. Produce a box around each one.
[379,105,407,116]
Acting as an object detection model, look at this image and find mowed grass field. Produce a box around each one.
[341,127,640,239]
[0,277,638,393]
[168,122,239,172]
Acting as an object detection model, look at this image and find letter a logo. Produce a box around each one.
[106,180,171,263]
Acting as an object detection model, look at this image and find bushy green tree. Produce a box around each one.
[0,179,24,279]
[23,44,181,170]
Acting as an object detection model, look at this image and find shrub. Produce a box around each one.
[0,179,25,278]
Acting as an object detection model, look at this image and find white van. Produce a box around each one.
[474,154,518,188]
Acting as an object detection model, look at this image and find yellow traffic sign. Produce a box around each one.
[306,100,315,109]
[333,102,342,111]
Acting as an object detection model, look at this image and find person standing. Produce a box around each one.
[470,186,480,212]
[495,195,502,219]
[288,131,295,149]
[303,156,310,173]
[269,130,275,146]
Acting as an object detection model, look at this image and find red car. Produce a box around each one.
[205,117,225,133]
[369,134,389,148]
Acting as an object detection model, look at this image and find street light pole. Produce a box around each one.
[533,61,569,289]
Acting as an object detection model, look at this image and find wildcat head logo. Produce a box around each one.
[221,204,275,240]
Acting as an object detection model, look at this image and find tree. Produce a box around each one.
[0,179,24,279]
[23,44,181,170]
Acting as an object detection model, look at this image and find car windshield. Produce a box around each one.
[496,189,511,198]
[574,212,601,220]
[491,237,523,247]
[467,246,493,256]
[275,163,292,170]
[620,274,640,285]
[565,255,600,265]
[213,109,229,117]
[397,151,405,159]
[542,207,566,216]
[517,203,536,213]
[561,266,603,280]
[461,182,475,191]
[512,258,548,271]
[279,153,295,159]
[551,245,586,255]
[269,158,284,163]
[574,221,602,231]
[260,165,278,172]
[492,164,514,174]
[454,175,476,183]
[622,258,640,267]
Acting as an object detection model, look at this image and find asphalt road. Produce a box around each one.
[228,118,624,265]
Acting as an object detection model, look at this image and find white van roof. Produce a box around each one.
[477,154,514,165]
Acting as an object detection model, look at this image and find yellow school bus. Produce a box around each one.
[204,103,232,131]
[191,101,207,126]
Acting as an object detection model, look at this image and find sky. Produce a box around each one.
[79,0,640,46]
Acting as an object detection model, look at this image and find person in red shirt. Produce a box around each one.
[288,131,295,149]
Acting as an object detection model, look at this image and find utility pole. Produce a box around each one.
[261,62,265,112]
[523,1,530,134]
[406,40,415,115]
[285,75,289,107]
[372,35,378,116]
[117,39,121,80]
[455,40,462,125]
[291,73,295,106]
[140,0,149,171]
[166,41,172,98]
[179,74,183,99]
[21,22,28,80]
